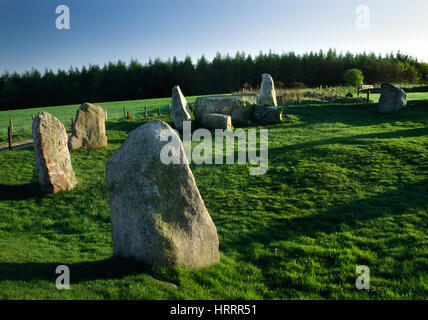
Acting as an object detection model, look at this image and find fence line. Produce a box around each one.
[1,105,173,144]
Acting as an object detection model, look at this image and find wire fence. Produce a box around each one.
[0,104,174,146]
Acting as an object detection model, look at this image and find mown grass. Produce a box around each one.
[0,99,427,299]
[0,95,206,144]
[1,92,426,145]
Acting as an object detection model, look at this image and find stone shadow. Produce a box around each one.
[0,257,179,286]
[223,178,428,293]
[0,182,43,201]
[282,100,428,128]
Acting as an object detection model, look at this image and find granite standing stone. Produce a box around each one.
[69,102,107,149]
[171,85,192,131]
[258,74,277,106]
[106,120,220,270]
[379,83,407,113]
[32,112,77,193]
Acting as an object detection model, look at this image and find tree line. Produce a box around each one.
[1,49,427,110]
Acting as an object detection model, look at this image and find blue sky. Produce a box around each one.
[1,0,427,74]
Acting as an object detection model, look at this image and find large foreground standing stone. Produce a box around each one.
[258,74,277,106]
[68,102,107,149]
[106,120,220,270]
[379,83,407,113]
[32,112,77,194]
[171,85,192,131]
[194,94,257,127]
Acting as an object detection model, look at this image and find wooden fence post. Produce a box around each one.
[145,106,148,117]
[71,118,74,127]
[9,118,13,131]
[366,90,370,103]
[8,126,12,151]
[127,111,130,120]
[158,108,160,116]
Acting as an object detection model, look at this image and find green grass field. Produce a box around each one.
[0,95,204,144]
[1,92,427,145]
[0,96,427,299]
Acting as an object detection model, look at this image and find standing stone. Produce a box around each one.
[201,113,233,130]
[379,83,407,113]
[32,112,77,194]
[258,74,277,106]
[171,85,192,131]
[68,102,107,149]
[106,120,220,270]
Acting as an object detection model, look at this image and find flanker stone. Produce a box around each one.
[258,74,277,106]
[171,85,192,131]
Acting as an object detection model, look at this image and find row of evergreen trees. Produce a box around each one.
[1,49,427,110]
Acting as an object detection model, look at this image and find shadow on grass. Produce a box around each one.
[268,127,428,156]
[0,257,179,286]
[230,177,428,257]
[0,182,43,200]
[285,100,428,128]
[222,178,428,295]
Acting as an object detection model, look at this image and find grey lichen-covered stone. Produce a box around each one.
[106,120,220,270]
[171,85,192,131]
[379,83,407,113]
[194,94,257,126]
[231,106,253,127]
[258,74,277,106]
[253,105,282,124]
[32,112,77,194]
[201,113,233,130]
[68,102,107,149]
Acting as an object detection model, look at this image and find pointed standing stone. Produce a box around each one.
[258,74,277,106]
[32,112,77,194]
[171,86,192,131]
[106,120,220,270]
[68,102,107,149]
